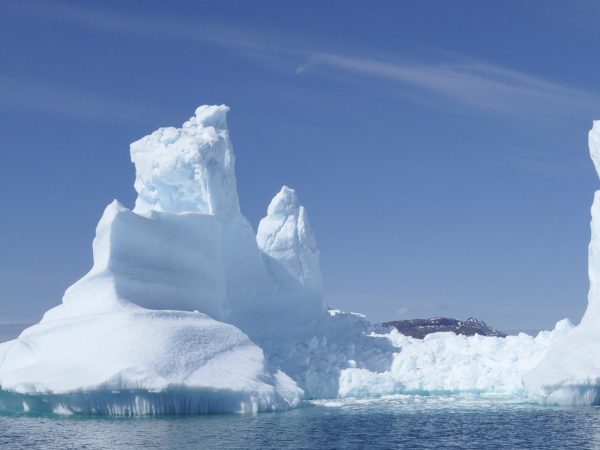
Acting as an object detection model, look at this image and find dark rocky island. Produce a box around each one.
[380,317,506,339]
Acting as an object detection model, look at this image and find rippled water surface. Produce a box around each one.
[2,396,600,449]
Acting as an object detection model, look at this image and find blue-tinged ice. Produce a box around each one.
[2,105,597,415]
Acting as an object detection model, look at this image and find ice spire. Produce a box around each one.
[130,105,240,218]
[257,186,323,296]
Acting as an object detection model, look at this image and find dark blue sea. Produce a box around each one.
[1,396,599,449]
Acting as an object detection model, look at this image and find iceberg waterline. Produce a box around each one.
[0,105,597,415]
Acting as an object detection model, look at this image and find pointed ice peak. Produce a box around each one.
[590,121,600,179]
[257,187,323,295]
[130,105,240,217]
[267,186,300,217]
[266,187,317,253]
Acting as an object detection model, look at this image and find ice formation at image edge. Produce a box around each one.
[0,106,598,415]
[523,121,600,405]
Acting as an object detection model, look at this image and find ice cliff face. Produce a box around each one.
[583,120,600,327]
[523,121,600,405]
[50,200,226,321]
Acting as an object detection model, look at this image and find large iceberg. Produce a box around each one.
[0,105,391,414]
[1,104,598,415]
[0,106,304,415]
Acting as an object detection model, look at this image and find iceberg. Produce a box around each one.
[523,121,600,405]
[2,103,597,414]
[340,319,573,398]
[0,104,389,413]
[0,105,303,415]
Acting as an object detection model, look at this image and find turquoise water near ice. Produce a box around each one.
[1,396,600,449]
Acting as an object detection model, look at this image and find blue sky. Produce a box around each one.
[1,0,600,333]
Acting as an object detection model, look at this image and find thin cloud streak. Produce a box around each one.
[298,53,600,117]
[6,0,600,119]
[5,0,299,60]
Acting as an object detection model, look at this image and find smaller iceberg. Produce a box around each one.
[339,319,573,399]
[523,121,600,405]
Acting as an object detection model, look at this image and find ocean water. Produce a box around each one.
[1,396,600,449]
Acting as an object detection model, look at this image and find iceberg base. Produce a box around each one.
[0,388,298,416]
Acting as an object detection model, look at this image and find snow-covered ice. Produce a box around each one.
[1,104,599,414]
[0,310,301,414]
[340,320,573,398]
[0,106,303,414]
[0,104,388,413]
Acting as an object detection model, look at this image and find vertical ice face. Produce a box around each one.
[582,121,600,326]
[257,186,324,296]
[129,105,275,322]
[130,105,240,218]
[523,121,600,405]
[589,121,600,178]
[51,200,227,321]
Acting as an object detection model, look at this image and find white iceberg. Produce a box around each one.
[2,104,597,414]
[340,319,573,399]
[0,309,300,414]
[523,121,600,405]
[0,105,303,415]
[0,104,389,414]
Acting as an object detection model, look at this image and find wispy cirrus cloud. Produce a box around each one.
[3,0,299,62]
[4,0,600,120]
[1,0,303,119]
[296,53,600,117]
